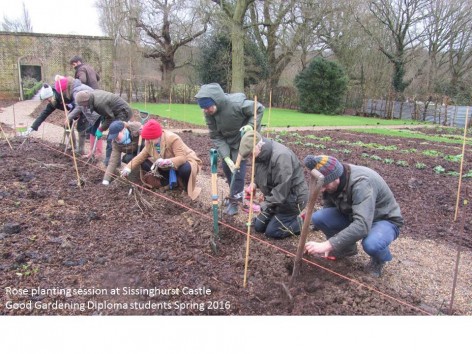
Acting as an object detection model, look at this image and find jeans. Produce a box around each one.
[255,211,301,239]
[311,207,400,262]
[222,158,247,200]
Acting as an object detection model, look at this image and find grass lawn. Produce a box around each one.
[131,102,426,128]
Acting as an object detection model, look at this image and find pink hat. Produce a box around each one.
[55,75,68,92]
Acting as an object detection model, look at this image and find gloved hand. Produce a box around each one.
[157,158,174,170]
[300,210,307,221]
[120,167,131,177]
[20,127,33,137]
[66,103,74,111]
[102,180,110,186]
[260,201,273,214]
[240,125,253,136]
[224,156,236,173]
[95,129,103,139]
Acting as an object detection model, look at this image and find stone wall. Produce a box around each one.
[0,31,114,100]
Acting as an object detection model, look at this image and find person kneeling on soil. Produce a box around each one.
[237,131,308,239]
[101,120,144,185]
[303,155,404,277]
[120,120,202,200]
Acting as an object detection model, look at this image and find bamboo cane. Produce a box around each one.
[266,90,272,138]
[56,77,82,188]
[289,169,324,287]
[243,96,259,288]
[12,101,17,134]
[454,106,469,221]
[0,122,13,149]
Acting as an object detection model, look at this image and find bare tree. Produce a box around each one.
[132,0,209,97]
[448,2,472,92]
[211,0,255,93]
[358,0,429,94]
[421,0,470,93]
[2,2,33,32]
[248,0,298,93]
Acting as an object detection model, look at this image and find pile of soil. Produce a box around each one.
[1,125,471,315]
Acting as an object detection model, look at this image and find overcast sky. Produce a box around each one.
[0,0,104,36]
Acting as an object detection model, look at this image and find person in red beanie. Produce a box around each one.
[121,119,202,200]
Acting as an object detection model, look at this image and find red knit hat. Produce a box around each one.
[141,120,162,140]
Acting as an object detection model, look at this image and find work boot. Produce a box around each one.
[331,245,358,259]
[74,132,86,155]
[223,200,239,216]
[365,257,386,278]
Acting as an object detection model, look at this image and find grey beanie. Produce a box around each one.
[239,131,262,158]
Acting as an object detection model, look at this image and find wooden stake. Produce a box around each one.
[289,169,324,287]
[243,96,259,288]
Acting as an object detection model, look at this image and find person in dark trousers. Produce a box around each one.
[69,55,100,89]
[75,90,133,166]
[69,55,103,158]
[237,131,308,239]
[195,82,264,216]
[303,155,404,277]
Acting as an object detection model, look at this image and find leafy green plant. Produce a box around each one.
[15,264,39,277]
[444,154,462,162]
[446,171,460,177]
[361,153,370,158]
[401,148,417,153]
[463,170,472,178]
[415,162,427,169]
[341,149,351,154]
[396,160,409,167]
[423,150,442,157]
[433,165,446,174]
[384,158,394,164]
[370,155,383,161]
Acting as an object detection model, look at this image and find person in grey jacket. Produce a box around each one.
[75,90,133,166]
[237,131,308,239]
[195,83,264,216]
[303,155,404,277]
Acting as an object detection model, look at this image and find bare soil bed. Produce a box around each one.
[1,120,471,315]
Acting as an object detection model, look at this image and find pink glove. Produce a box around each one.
[156,158,174,170]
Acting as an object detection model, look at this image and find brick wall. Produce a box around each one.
[0,31,114,100]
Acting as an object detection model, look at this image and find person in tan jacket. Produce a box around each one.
[120,119,202,200]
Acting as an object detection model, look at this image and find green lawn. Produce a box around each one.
[131,102,426,128]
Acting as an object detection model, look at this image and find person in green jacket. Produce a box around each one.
[303,155,404,277]
[237,131,308,239]
[195,83,264,216]
[75,90,133,166]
